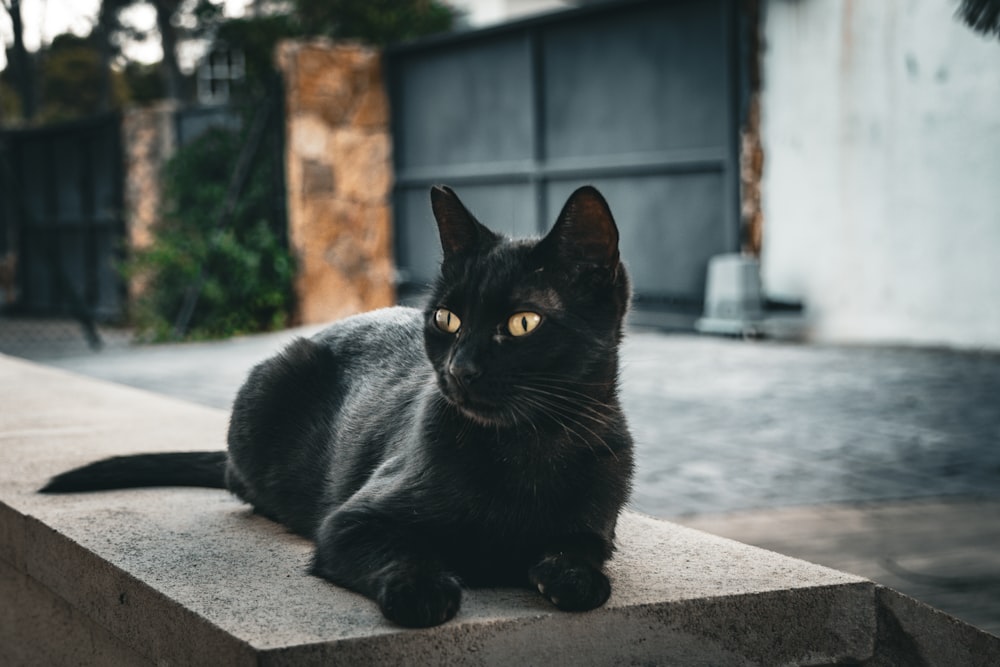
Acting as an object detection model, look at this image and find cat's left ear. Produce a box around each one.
[430,185,498,260]
[537,186,620,268]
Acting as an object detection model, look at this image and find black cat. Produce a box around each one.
[42,185,635,628]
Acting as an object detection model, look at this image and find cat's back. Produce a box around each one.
[311,306,425,368]
[310,305,432,436]
[234,306,427,413]
[226,307,430,534]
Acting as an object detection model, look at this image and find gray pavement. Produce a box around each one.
[680,496,1000,639]
[5,318,1000,635]
[621,334,1000,515]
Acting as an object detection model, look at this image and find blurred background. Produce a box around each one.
[1,0,998,637]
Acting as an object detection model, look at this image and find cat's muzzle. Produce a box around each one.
[439,371,512,426]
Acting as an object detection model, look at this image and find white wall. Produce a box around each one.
[760,0,1000,349]
[449,0,571,27]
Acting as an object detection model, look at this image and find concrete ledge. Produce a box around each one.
[2,354,997,665]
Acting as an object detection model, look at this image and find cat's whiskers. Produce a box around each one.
[528,398,615,458]
[516,394,596,458]
[506,375,619,418]
[512,389,619,461]
[509,372,614,389]
[517,385,613,426]
[454,411,473,447]
[527,379,617,406]
[509,400,541,442]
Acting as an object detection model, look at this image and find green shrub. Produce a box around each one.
[125,126,295,341]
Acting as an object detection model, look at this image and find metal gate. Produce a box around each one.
[0,113,125,321]
[387,0,742,313]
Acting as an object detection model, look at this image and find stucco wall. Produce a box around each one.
[760,0,1000,349]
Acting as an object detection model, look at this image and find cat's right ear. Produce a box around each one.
[430,185,496,260]
[535,186,620,269]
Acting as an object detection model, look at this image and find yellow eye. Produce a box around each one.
[434,308,461,334]
[508,312,542,337]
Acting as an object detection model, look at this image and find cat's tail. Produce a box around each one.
[39,451,228,493]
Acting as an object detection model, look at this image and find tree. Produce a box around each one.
[86,0,456,111]
[36,33,129,122]
[151,0,185,100]
[204,0,456,102]
[0,79,21,123]
[98,0,189,103]
[125,126,295,340]
[293,0,455,46]
[213,13,299,98]
[122,61,165,105]
[1,0,36,120]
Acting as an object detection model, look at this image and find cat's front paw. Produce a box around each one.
[529,555,611,612]
[377,570,462,628]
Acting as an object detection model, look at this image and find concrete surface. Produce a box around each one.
[0,354,929,665]
[0,358,875,664]
[6,319,1000,640]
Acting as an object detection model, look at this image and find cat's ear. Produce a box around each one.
[430,185,497,260]
[537,186,620,268]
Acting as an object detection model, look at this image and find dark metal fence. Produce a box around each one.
[0,83,287,355]
[387,0,744,322]
[0,113,125,351]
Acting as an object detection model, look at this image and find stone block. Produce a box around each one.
[288,114,330,161]
[300,158,335,197]
[328,128,392,203]
[870,588,1000,667]
[122,101,177,254]
[351,57,390,129]
[0,559,149,667]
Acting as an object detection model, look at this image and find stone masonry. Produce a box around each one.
[121,101,177,300]
[276,40,396,324]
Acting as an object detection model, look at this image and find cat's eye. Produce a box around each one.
[434,308,462,334]
[508,312,542,337]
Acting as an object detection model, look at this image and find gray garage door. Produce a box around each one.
[388,0,741,312]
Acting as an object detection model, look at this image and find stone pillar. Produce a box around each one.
[121,101,177,299]
[276,40,395,325]
[123,101,177,250]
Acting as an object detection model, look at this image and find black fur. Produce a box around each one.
[40,452,227,492]
[41,185,635,628]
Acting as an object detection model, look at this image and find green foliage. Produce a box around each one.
[0,80,23,123]
[36,33,128,122]
[122,61,165,105]
[215,14,301,98]
[212,1,456,100]
[125,126,295,341]
[293,0,455,46]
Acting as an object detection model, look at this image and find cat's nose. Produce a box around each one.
[448,360,482,387]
